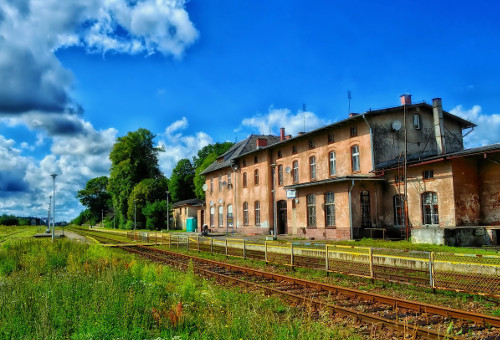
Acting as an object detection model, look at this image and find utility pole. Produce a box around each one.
[47,196,52,233]
[166,191,170,231]
[101,209,104,228]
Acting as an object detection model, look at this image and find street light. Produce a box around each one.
[101,209,104,228]
[47,196,52,233]
[50,174,58,241]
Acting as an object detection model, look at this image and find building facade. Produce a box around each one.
[201,96,500,244]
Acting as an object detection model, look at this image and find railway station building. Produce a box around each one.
[200,95,500,245]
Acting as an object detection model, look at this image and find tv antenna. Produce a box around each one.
[347,90,352,114]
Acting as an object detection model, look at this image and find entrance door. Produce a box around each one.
[360,191,371,228]
[277,200,287,234]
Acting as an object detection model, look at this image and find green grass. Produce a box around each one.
[0,239,361,339]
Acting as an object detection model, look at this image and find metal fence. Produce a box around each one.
[124,232,500,298]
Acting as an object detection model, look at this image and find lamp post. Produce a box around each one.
[271,163,277,240]
[166,191,170,231]
[47,196,52,233]
[101,209,104,228]
[50,174,58,241]
[134,200,137,230]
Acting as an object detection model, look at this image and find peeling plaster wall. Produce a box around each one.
[479,158,500,225]
[452,158,481,225]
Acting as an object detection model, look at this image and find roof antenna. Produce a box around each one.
[302,103,306,132]
[347,90,352,114]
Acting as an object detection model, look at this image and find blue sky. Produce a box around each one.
[0,0,499,221]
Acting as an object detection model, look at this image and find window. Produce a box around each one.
[243,202,249,225]
[351,145,360,172]
[309,156,316,180]
[309,139,315,149]
[242,159,246,167]
[254,156,258,164]
[243,172,247,187]
[227,172,232,187]
[423,170,434,180]
[254,201,260,226]
[184,207,187,214]
[329,152,336,176]
[254,169,259,185]
[219,174,222,191]
[210,206,215,226]
[278,165,283,186]
[292,145,297,154]
[350,126,357,137]
[328,132,334,143]
[325,192,335,227]
[218,206,223,227]
[277,150,282,159]
[293,160,299,183]
[227,205,233,227]
[210,178,213,193]
[393,195,405,226]
[307,194,316,227]
[422,192,439,225]
[413,114,421,129]
[360,191,371,228]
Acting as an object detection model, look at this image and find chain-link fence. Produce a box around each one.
[123,231,500,297]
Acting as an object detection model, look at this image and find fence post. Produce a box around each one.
[265,241,268,264]
[211,238,213,255]
[369,247,374,282]
[325,244,329,277]
[291,243,294,270]
[197,236,200,252]
[176,235,179,248]
[168,234,171,249]
[156,233,158,244]
[225,239,228,257]
[243,239,246,259]
[429,252,435,293]
[187,236,190,251]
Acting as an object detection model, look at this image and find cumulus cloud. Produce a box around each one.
[450,105,500,148]
[0,0,198,124]
[158,117,213,176]
[238,107,329,136]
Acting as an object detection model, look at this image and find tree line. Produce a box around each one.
[72,128,232,230]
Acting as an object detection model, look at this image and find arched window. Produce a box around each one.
[219,174,222,191]
[422,192,439,225]
[324,192,335,227]
[210,178,213,193]
[227,204,233,227]
[307,194,316,227]
[278,165,283,186]
[243,202,249,225]
[309,156,316,180]
[393,195,405,226]
[218,206,223,227]
[243,172,247,187]
[254,201,261,226]
[351,145,360,172]
[293,160,299,183]
[254,169,259,185]
[329,151,336,176]
[210,206,215,226]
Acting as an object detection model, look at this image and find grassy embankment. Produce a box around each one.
[0,237,361,340]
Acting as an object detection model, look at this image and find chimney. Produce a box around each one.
[285,135,292,140]
[349,113,358,118]
[280,127,285,141]
[432,98,446,155]
[400,94,412,105]
[256,138,267,149]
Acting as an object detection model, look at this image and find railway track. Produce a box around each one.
[118,244,500,339]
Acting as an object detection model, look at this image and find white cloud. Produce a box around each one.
[450,105,500,148]
[238,107,329,136]
[158,118,213,176]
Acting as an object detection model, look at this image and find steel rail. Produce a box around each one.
[120,245,500,339]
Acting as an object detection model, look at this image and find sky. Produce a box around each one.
[0,0,499,222]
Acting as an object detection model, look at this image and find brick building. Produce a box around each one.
[201,96,500,245]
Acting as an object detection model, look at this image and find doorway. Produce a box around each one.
[277,200,287,234]
[360,191,371,228]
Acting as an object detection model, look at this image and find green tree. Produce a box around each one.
[0,214,18,225]
[107,129,164,227]
[169,159,195,202]
[126,178,168,228]
[142,200,169,230]
[194,152,217,199]
[192,142,234,169]
[77,176,111,224]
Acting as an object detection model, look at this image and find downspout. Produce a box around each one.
[231,162,238,234]
[348,179,355,239]
[362,114,375,171]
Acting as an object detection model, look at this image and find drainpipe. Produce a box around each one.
[362,114,375,171]
[348,179,355,239]
[231,162,238,234]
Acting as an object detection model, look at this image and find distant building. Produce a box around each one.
[201,96,500,245]
[171,198,204,230]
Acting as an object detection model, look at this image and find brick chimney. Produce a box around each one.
[400,94,412,105]
[256,138,267,149]
[280,127,285,141]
